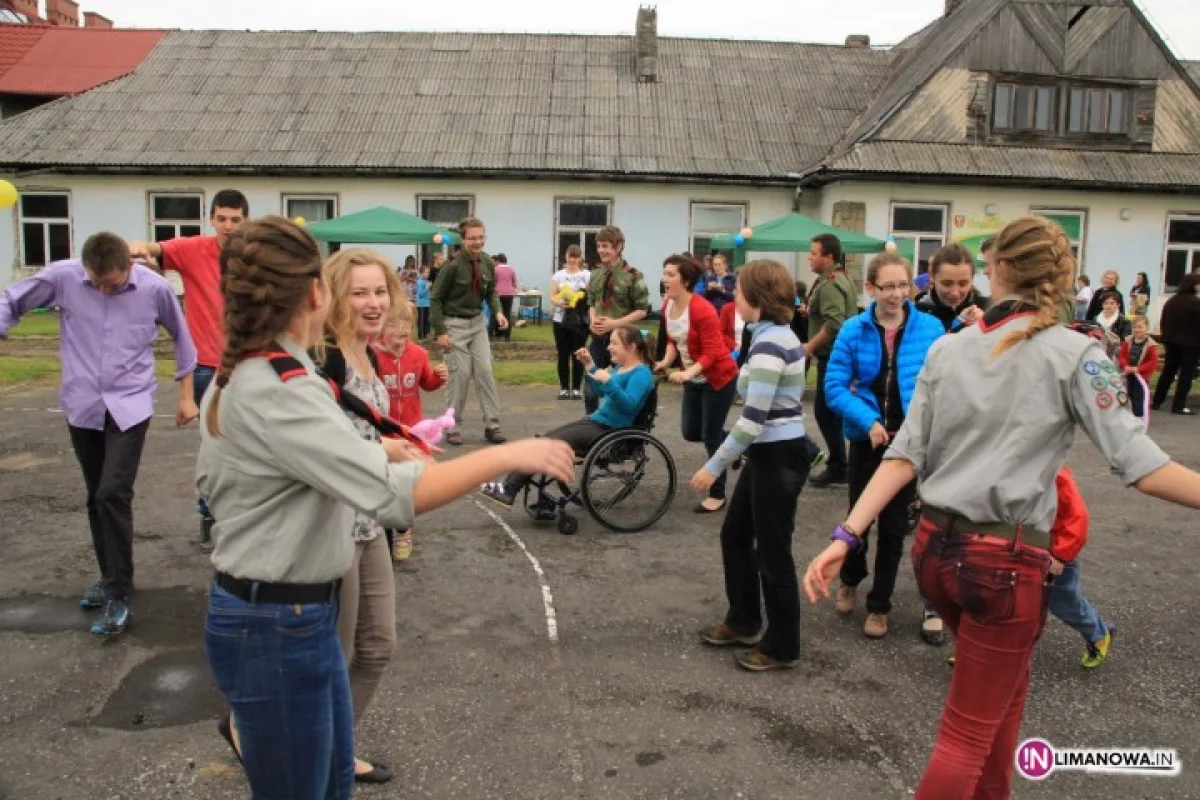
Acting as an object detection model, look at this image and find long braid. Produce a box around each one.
[206,216,323,436]
[991,216,1075,357]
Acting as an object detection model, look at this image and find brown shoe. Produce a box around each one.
[835,585,856,614]
[699,623,762,647]
[734,648,799,672]
[484,428,507,444]
[863,613,889,639]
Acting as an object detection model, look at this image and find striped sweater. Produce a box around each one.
[704,321,807,476]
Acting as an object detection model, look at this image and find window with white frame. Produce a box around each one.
[555,198,612,271]
[19,192,72,268]
[283,194,338,226]
[150,193,204,243]
[1163,214,1200,293]
[890,203,948,276]
[417,195,473,265]
[1031,208,1087,268]
[690,202,746,259]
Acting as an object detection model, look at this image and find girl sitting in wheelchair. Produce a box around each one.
[480,325,655,507]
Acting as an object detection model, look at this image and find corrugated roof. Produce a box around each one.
[0,29,892,180]
[0,25,163,95]
[1187,60,1200,84]
[810,141,1200,190]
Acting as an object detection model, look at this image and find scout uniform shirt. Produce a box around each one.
[586,258,650,322]
[196,336,425,584]
[807,268,858,358]
[886,300,1169,535]
[429,250,501,337]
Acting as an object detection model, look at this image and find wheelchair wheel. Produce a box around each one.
[580,430,676,533]
[557,513,579,536]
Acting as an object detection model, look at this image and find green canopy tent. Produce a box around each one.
[710,212,888,266]
[305,206,461,247]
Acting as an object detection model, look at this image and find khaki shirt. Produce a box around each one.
[196,337,424,583]
[586,259,650,320]
[807,269,858,357]
[429,250,501,336]
[887,305,1169,533]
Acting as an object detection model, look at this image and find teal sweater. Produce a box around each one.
[587,364,654,428]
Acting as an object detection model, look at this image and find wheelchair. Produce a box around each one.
[522,384,677,535]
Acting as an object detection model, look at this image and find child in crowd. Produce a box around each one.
[375,300,448,561]
[416,266,432,339]
[1117,315,1158,425]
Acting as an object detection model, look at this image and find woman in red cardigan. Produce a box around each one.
[654,254,737,512]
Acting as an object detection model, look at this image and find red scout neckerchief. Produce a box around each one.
[242,345,432,454]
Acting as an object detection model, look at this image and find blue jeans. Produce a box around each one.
[1048,559,1108,644]
[194,366,215,518]
[205,584,354,799]
[681,380,737,499]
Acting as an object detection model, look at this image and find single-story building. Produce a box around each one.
[1,0,1198,326]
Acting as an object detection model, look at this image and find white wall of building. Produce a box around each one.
[0,174,798,298]
[814,180,1200,304]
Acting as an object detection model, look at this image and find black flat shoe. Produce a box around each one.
[693,499,727,514]
[217,714,243,766]
[354,760,394,784]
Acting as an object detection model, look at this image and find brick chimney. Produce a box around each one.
[844,34,871,49]
[46,0,80,27]
[9,0,40,20]
[83,11,112,28]
[635,6,657,84]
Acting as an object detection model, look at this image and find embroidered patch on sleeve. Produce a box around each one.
[1095,391,1115,410]
[1090,376,1109,392]
[1116,391,1129,406]
[1083,361,1101,376]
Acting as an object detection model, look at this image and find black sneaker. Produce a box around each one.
[1171,408,1194,416]
[479,482,516,508]
[199,515,215,553]
[808,469,847,488]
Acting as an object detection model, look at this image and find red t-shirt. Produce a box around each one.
[161,235,224,368]
[374,343,446,427]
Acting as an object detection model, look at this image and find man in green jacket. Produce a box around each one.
[584,225,651,414]
[431,216,507,446]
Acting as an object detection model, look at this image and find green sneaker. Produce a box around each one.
[1081,626,1115,669]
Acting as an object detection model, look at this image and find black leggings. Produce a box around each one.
[553,322,590,391]
[503,418,610,492]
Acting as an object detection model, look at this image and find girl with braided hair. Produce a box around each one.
[198,216,575,798]
[802,216,1200,798]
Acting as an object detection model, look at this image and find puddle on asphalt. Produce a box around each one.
[0,595,85,633]
[92,650,224,731]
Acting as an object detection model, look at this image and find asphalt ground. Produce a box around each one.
[0,380,1197,799]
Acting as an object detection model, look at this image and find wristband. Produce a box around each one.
[831,524,862,551]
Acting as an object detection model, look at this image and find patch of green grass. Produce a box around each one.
[0,356,179,387]
[6,312,61,337]
[492,360,560,386]
[509,322,556,345]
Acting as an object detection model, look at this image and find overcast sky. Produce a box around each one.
[87,0,1200,58]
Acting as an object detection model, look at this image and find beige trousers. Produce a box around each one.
[444,314,502,433]
[336,534,396,724]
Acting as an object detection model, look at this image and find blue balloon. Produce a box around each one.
[733,234,745,246]
[731,349,740,362]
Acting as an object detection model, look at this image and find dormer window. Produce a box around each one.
[992,83,1056,132]
[1066,87,1129,135]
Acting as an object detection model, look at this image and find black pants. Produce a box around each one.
[1127,373,1147,419]
[720,437,809,662]
[814,356,847,476]
[67,415,150,601]
[417,307,430,339]
[504,418,610,493]
[553,322,589,391]
[681,380,737,499]
[1153,343,1199,413]
[493,296,515,340]
[583,334,614,415]
[839,440,918,614]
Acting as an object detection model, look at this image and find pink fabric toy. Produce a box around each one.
[410,408,456,444]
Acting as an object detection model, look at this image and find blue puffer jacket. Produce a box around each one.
[824,301,945,442]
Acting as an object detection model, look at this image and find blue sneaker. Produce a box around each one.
[80,582,107,610]
[90,598,131,636]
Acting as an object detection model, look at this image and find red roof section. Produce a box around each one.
[0,25,163,95]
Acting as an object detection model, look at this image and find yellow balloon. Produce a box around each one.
[293,216,306,226]
[433,233,444,244]
[740,227,753,238]
[0,180,18,210]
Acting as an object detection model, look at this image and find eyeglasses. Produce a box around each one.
[871,282,911,293]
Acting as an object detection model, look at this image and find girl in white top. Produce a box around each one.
[550,244,592,399]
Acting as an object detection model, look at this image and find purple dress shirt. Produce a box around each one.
[0,259,197,431]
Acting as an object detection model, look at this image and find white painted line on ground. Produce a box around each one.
[472,498,559,642]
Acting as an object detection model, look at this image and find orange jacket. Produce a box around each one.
[1050,466,1089,563]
